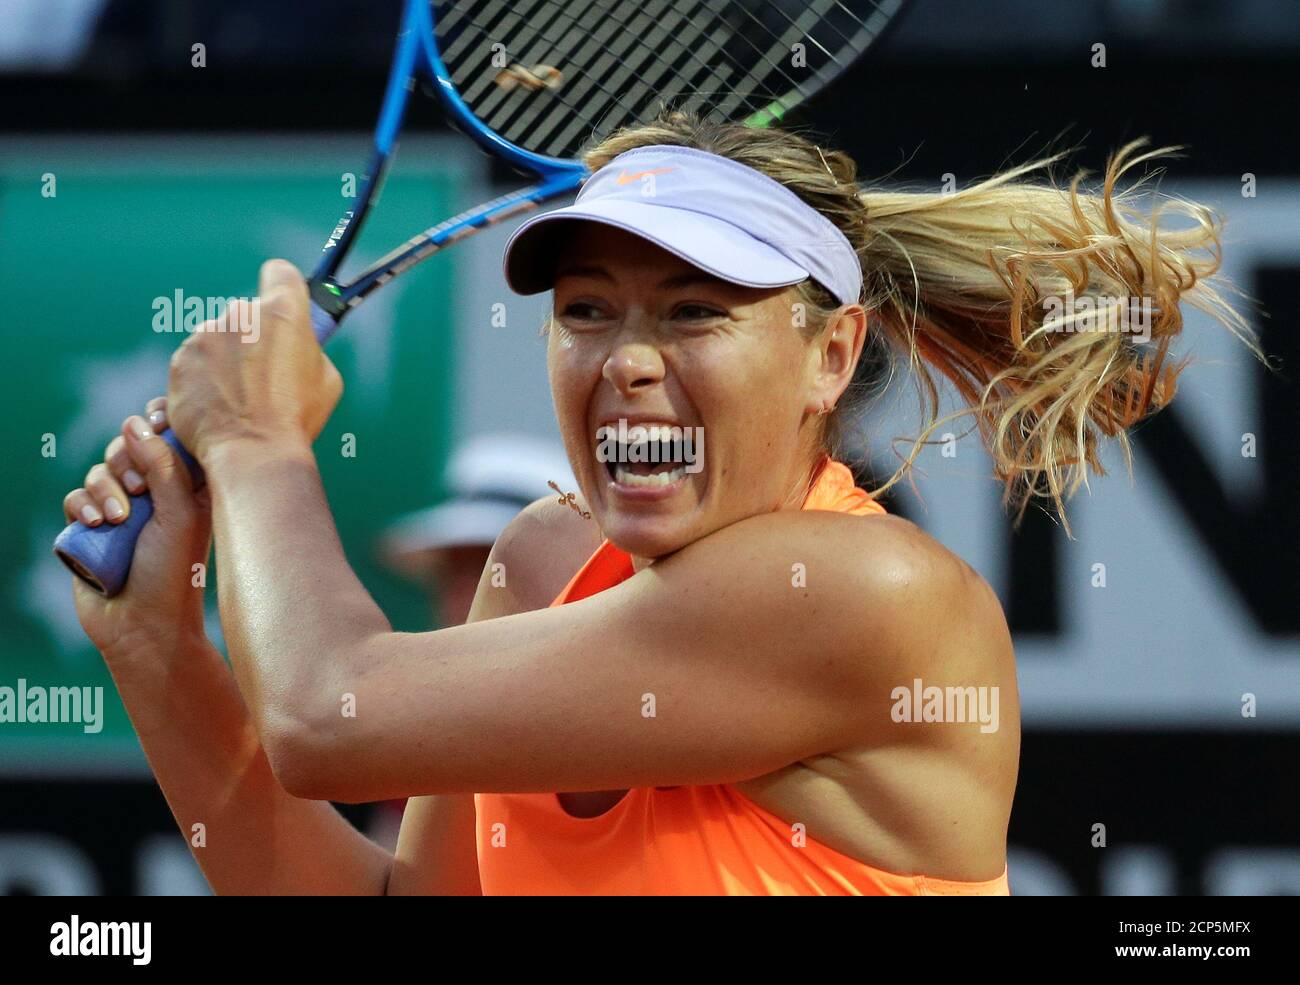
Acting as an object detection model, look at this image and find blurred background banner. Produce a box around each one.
[0,0,1297,895]
[0,136,457,754]
[0,136,464,892]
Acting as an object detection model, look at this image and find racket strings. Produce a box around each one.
[480,0,672,152]
[435,0,750,154]
[706,0,875,101]
[440,0,663,156]
[524,0,758,154]
[432,0,897,160]
[443,0,763,149]
[641,0,776,121]
[454,0,759,152]
[693,0,825,98]
[439,1,624,129]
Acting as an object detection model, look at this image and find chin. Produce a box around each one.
[599,511,699,562]
[590,461,709,559]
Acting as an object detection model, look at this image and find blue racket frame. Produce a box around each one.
[54,0,589,596]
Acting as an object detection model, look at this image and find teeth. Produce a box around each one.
[609,422,677,434]
[625,425,678,462]
[614,465,686,488]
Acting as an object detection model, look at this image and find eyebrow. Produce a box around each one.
[554,264,615,283]
[553,265,729,291]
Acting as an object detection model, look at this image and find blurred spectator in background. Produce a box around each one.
[0,1,107,70]
[366,433,577,849]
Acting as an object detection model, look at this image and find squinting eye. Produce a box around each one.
[673,304,724,320]
[561,302,607,321]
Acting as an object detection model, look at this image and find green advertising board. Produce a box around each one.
[0,138,457,773]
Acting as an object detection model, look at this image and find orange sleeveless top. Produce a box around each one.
[474,458,1011,896]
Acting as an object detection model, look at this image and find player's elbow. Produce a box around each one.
[262,710,352,801]
[260,640,399,801]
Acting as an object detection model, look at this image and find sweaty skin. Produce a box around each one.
[66,238,1019,891]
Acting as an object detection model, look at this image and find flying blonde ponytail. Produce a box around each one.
[582,111,1262,533]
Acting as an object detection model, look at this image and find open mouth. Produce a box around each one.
[599,424,693,489]
[607,460,688,487]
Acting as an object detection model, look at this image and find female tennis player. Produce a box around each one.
[62,113,1252,895]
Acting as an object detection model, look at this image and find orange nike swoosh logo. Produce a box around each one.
[615,167,675,185]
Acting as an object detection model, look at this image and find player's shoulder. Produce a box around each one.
[818,510,984,598]
[704,507,1009,665]
[489,493,605,610]
[828,511,1012,676]
[821,510,1004,632]
[708,505,961,581]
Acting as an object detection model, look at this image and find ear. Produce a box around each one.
[804,304,868,416]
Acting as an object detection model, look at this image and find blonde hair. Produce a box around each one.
[582,111,1262,533]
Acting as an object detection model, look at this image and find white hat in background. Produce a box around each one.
[380,433,577,578]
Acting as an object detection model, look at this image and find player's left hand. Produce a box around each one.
[165,259,343,462]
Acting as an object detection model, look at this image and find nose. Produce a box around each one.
[602,342,665,395]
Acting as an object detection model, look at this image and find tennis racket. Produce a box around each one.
[54,0,908,596]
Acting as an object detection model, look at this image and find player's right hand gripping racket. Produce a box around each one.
[53,0,907,596]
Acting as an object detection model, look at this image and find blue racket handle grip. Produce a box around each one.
[309,297,341,345]
[53,299,339,597]
[53,430,203,597]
